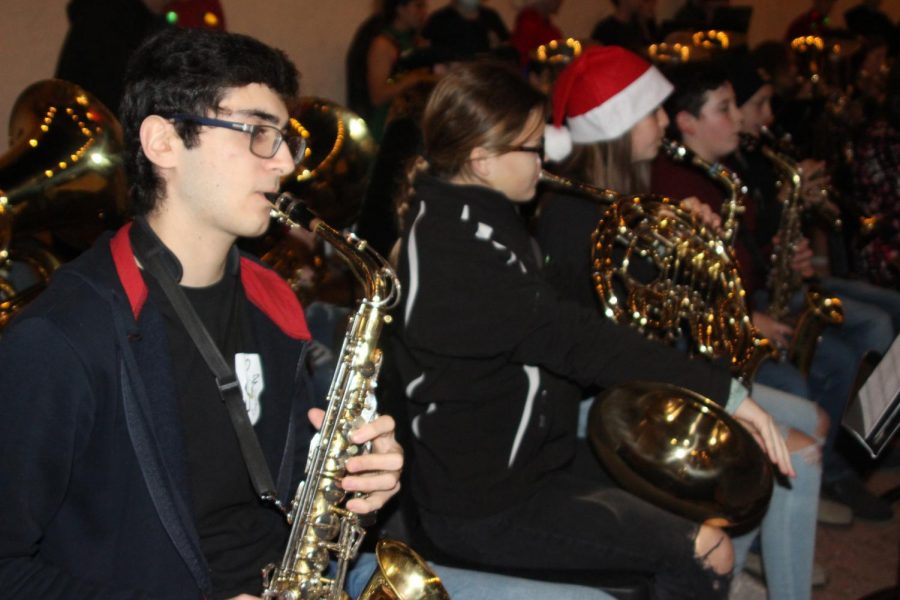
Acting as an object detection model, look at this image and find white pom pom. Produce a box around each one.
[544,125,573,162]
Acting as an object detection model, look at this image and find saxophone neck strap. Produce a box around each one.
[129,218,281,508]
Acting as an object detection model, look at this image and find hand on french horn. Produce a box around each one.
[733,397,796,478]
[307,408,404,514]
[678,196,722,231]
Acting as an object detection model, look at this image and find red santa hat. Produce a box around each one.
[545,46,673,161]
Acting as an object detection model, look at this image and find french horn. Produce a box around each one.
[589,382,773,528]
[539,172,774,526]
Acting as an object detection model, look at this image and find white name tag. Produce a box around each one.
[235,353,264,425]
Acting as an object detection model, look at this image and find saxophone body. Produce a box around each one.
[262,192,447,600]
[756,143,844,375]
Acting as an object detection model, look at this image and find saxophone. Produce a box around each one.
[755,143,844,375]
[661,138,747,247]
[262,192,449,600]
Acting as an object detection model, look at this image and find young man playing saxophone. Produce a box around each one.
[0,27,611,600]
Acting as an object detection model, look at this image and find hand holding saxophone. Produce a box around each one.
[733,397,796,478]
[797,159,830,207]
[784,235,816,279]
[306,408,404,514]
[752,310,794,349]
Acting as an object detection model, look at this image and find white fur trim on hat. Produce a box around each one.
[544,125,573,162]
[567,66,673,143]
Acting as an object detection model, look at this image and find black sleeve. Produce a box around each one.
[405,217,732,405]
[509,285,733,404]
[0,318,143,599]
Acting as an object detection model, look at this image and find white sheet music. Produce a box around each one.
[857,334,900,434]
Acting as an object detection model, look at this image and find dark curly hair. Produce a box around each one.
[119,27,299,215]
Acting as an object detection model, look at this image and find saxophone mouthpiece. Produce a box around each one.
[265,191,318,232]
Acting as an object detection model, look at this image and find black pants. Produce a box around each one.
[419,443,730,599]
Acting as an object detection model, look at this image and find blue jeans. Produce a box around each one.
[579,384,821,600]
[730,384,822,600]
[345,552,614,599]
[753,285,885,483]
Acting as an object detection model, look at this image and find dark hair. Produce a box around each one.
[392,60,545,230]
[660,61,729,139]
[421,60,546,180]
[120,27,299,215]
[383,0,414,23]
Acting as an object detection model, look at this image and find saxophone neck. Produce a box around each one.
[267,191,401,308]
[661,138,745,245]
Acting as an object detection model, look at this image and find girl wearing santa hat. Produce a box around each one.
[391,57,796,599]
[537,46,824,600]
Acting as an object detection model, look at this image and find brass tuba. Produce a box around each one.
[259,98,378,308]
[0,79,126,328]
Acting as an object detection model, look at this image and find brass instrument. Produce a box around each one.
[538,172,774,525]
[757,143,844,375]
[530,38,585,96]
[0,79,126,329]
[258,98,378,308]
[280,97,377,229]
[661,138,746,246]
[262,192,448,600]
[541,167,773,383]
[589,382,773,528]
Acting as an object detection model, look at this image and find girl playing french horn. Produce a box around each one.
[392,58,794,600]
[538,46,825,599]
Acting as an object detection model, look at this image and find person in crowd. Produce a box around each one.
[393,58,797,600]
[510,0,564,65]
[346,6,387,124]
[652,58,896,523]
[0,26,617,600]
[55,0,168,112]
[422,0,511,62]
[850,60,900,289]
[844,0,895,43]
[365,0,433,141]
[660,0,726,38]
[784,0,837,41]
[161,0,226,30]
[539,45,825,598]
[590,0,659,54]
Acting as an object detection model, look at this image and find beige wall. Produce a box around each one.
[1,0,898,152]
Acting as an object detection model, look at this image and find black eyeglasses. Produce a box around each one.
[170,114,307,165]
[499,142,545,161]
